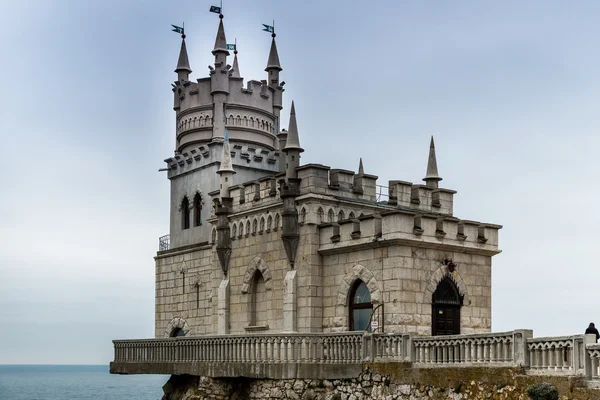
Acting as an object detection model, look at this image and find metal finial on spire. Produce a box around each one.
[423,136,442,188]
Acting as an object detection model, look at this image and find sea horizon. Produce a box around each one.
[0,364,168,400]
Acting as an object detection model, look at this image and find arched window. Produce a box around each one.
[259,217,265,233]
[244,116,248,126]
[274,214,280,231]
[300,208,307,224]
[249,270,268,327]
[211,227,217,244]
[432,277,463,336]
[252,219,258,235]
[317,208,324,223]
[170,328,185,337]
[349,280,373,331]
[236,115,241,125]
[349,212,356,219]
[193,193,202,227]
[338,210,345,222]
[231,223,237,239]
[267,215,272,231]
[328,209,335,223]
[245,220,251,236]
[238,222,244,238]
[181,196,190,230]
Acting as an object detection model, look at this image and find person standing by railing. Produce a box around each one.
[585,322,599,342]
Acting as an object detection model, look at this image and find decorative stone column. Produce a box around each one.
[282,270,297,332]
[218,279,230,334]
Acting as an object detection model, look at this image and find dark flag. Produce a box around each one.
[227,44,236,51]
[171,25,184,34]
[262,24,274,33]
[210,5,222,13]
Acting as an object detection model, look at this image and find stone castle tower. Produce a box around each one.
[166,15,284,249]
[155,16,502,339]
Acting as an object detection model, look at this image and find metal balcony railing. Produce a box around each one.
[158,234,170,251]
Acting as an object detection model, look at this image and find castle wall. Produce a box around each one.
[321,246,492,335]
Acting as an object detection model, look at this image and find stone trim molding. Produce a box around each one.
[423,265,470,305]
[241,257,273,294]
[164,317,191,337]
[336,264,382,306]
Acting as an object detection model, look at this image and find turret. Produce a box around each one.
[230,45,240,78]
[282,101,304,180]
[217,129,236,199]
[175,36,192,82]
[210,15,230,140]
[265,34,285,165]
[423,136,442,189]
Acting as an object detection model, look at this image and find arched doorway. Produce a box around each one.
[432,277,463,336]
[170,328,185,337]
[349,280,373,331]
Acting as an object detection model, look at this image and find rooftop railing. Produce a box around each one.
[158,234,170,251]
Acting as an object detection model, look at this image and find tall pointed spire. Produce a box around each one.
[231,49,240,78]
[175,38,192,74]
[283,102,303,153]
[212,18,229,56]
[358,158,364,175]
[423,136,442,188]
[265,38,282,71]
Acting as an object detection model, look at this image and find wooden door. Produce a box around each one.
[432,277,463,336]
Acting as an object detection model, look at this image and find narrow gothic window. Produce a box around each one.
[249,270,267,326]
[317,208,324,223]
[193,194,202,227]
[274,214,280,230]
[181,197,190,230]
[232,223,237,238]
[349,212,356,219]
[245,221,251,236]
[267,215,272,231]
[211,227,217,244]
[328,209,335,223]
[252,219,258,235]
[349,280,372,331]
[259,217,265,233]
[338,210,345,221]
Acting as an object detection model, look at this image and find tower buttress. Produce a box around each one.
[211,16,230,141]
[423,136,442,188]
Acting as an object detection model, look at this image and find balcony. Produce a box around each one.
[158,234,170,251]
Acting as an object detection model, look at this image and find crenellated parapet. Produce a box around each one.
[318,211,501,256]
[388,180,456,215]
[296,164,379,202]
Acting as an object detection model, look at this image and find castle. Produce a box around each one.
[111,14,600,400]
[155,14,501,340]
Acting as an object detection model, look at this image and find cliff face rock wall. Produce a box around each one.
[161,366,598,400]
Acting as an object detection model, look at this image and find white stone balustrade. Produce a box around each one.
[412,330,532,366]
[113,332,364,365]
[527,335,586,375]
[113,331,600,380]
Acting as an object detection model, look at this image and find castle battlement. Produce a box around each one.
[318,211,501,256]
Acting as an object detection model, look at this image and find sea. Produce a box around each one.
[0,365,169,400]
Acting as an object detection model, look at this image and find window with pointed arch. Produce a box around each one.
[274,214,280,231]
[328,209,335,223]
[349,280,373,331]
[267,215,272,231]
[193,193,202,227]
[349,212,356,219]
[232,223,237,239]
[317,208,324,223]
[259,217,265,233]
[181,196,190,230]
[338,210,345,222]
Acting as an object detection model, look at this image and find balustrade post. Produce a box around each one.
[583,334,596,379]
[512,329,533,367]
[403,333,414,362]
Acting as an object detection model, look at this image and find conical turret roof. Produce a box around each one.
[265,38,282,71]
[231,53,240,78]
[423,136,442,183]
[283,101,304,153]
[175,38,192,73]
[212,19,230,55]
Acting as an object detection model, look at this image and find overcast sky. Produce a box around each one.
[2,0,600,364]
